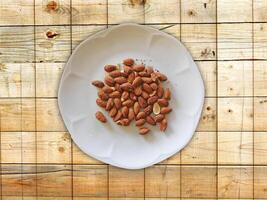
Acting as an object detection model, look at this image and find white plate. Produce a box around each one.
[58,23,205,169]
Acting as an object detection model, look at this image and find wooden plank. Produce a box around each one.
[0,0,34,25]
[254,61,267,96]
[218,61,253,97]
[254,132,267,164]
[254,166,267,198]
[254,97,267,131]
[218,132,253,165]
[22,132,36,163]
[217,0,252,22]
[254,0,267,22]
[181,24,216,61]
[181,166,216,198]
[74,198,107,200]
[218,166,253,198]
[254,23,267,59]
[21,164,37,196]
[0,27,34,63]
[37,165,72,197]
[35,0,70,25]
[144,0,180,23]
[72,0,107,24]
[181,0,216,23]
[73,165,108,197]
[218,24,252,60]
[196,97,216,131]
[218,97,253,131]
[145,165,180,198]
[36,63,64,97]
[109,166,144,198]
[1,132,21,163]
[181,132,216,164]
[35,26,71,63]
[36,98,66,131]
[36,132,71,164]
[150,24,180,39]
[108,0,145,24]
[0,63,35,97]
[159,152,180,165]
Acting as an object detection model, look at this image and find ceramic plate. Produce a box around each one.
[58,23,205,169]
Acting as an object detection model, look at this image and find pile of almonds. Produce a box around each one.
[92,58,172,135]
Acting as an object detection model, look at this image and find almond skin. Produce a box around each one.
[96,98,107,108]
[123,58,134,66]
[104,75,115,87]
[114,77,127,84]
[124,65,133,74]
[122,99,134,107]
[139,127,150,135]
[146,115,156,125]
[104,65,117,72]
[164,88,171,100]
[146,66,154,74]
[109,70,122,78]
[132,76,143,88]
[160,118,168,131]
[133,102,140,115]
[121,91,129,101]
[138,96,147,108]
[147,96,158,105]
[144,105,153,115]
[92,80,104,88]
[121,82,133,91]
[113,110,122,122]
[109,107,117,117]
[155,72,167,81]
[114,98,121,109]
[117,118,130,126]
[115,83,122,93]
[154,114,165,122]
[139,71,150,77]
[134,86,142,96]
[142,77,153,84]
[143,83,153,94]
[109,91,121,98]
[122,106,129,118]
[150,83,158,90]
[98,90,109,101]
[130,92,137,101]
[136,119,146,126]
[106,98,114,111]
[102,85,114,93]
[141,91,149,99]
[128,109,135,121]
[133,64,145,72]
[161,107,172,114]
[157,85,164,98]
[136,111,146,120]
[127,72,135,83]
[158,98,169,107]
[95,111,107,123]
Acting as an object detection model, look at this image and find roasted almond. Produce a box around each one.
[146,116,156,125]
[144,105,153,115]
[142,77,153,84]
[139,127,150,135]
[96,98,107,108]
[92,80,104,88]
[109,70,122,78]
[115,83,122,92]
[104,65,117,72]
[113,110,122,122]
[132,76,143,87]
[134,102,140,115]
[109,91,121,98]
[153,102,161,115]
[102,85,114,93]
[128,108,135,121]
[133,64,145,72]
[114,98,121,109]
[139,71,150,77]
[146,66,154,74]
[151,73,158,81]
[123,58,134,66]
[130,92,137,101]
[117,118,130,126]
[141,91,149,99]
[157,85,164,98]
[98,90,109,101]
[121,82,133,91]
[150,83,158,90]
[114,77,127,84]
[147,96,158,105]
[154,114,165,122]
[122,106,129,118]
[136,111,146,120]
[121,71,128,78]
[138,96,147,108]
[160,118,167,131]
[124,65,133,74]
[127,72,135,83]
[155,72,167,81]
[158,98,169,107]
[164,88,171,100]
[143,83,153,94]
[109,107,117,117]
[122,99,134,107]
[134,86,142,96]
[95,111,107,123]
[121,91,129,101]
[106,98,114,111]
[161,107,172,114]
[136,118,146,126]
[104,75,115,87]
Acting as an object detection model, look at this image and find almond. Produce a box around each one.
[96,98,107,108]
[102,85,114,93]
[104,65,117,72]
[147,96,158,105]
[154,114,165,122]
[115,83,122,92]
[164,88,171,100]
[121,91,129,101]
[136,111,146,120]
[160,118,167,131]
[109,70,122,78]
[113,110,122,122]
[109,91,121,98]
[98,90,109,101]
[130,92,137,101]
[127,72,135,83]
[92,80,104,88]
[95,111,107,123]
[150,83,158,90]
[139,71,150,77]
[151,73,158,81]
[158,98,169,107]
[128,108,135,121]
[123,58,134,66]
[157,85,164,98]
[121,82,133,91]
[155,72,167,81]
[104,75,115,87]
[144,105,153,115]
[142,77,153,84]
[153,102,161,115]
[122,99,134,107]
[124,65,133,74]
[141,91,149,99]
[133,64,145,72]
[114,98,121,109]
[138,96,147,108]
[146,66,154,74]
[146,116,156,125]
[106,98,114,111]
[114,77,127,84]
[120,71,128,78]
[109,107,117,117]
[117,118,130,126]
[122,106,129,118]
[139,127,150,135]
[143,83,153,94]
[136,118,146,126]
[161,107,172,114]
[134,86,142,96]
[134,102,140,115]
[132,76,143,87]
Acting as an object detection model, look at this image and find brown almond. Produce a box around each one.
[115,83,122,93]
[146,66,154,74]
[136,111,146,120]
[136,119,146,126]
[150,83,158,90]
[164,88,171,100]
[154,114,165,122]
[109,91,121,98]
[128,109,135,121]
[127,72,135,83]
[161,107,172,114]
[144,105,153,115]
[138,96,147,108]
[113,110,122,122]
[147,96,158,105]
[122,106,129,118]
[124,65,133,74]
[121,82,133,91]
[142,77,153,84]
[143,83,153,94]
[109,107,117,117]
[121,91,129,101]
[122,99,133,107]
[106,98,114,111]
[157,85,164,98]
[134,102,140,115]
[141,91,149,99]
[98,90,109,101]
[109,70,122,78]
[120,71,128,78]
[104,75,115,87]
[95,111,107,123]
[114,77,127,84]
[130,92,137,101]
[102,85,114,93]
[139,71,150,77]
[151,73,158,81]
[92,80,104,88]
[132,76,143,87]
[104,65,117,72]
[123,58,134,66]
[155,72,167,81]
[114,98,121,109]
[134,86,142,96]
[96,98,107,108]
[133,64,145,72]
[158,98,169,107]
[160,118,168,131]
[117,118,130,126]
[139,127,150,135]
[146,115,156,125]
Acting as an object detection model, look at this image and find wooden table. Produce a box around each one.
[0,0,266,199]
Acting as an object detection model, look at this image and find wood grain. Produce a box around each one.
[254,167,267,198]
[254,0,267,22]
[254,97,267,131]
[254,23,267,59]
[254,61,267,96]
[254,132,267,164]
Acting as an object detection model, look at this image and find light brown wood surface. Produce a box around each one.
[0,0,266,199]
